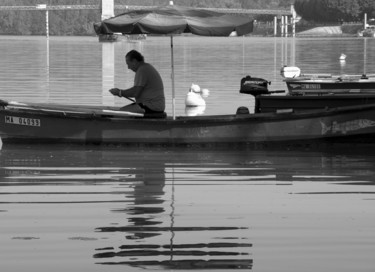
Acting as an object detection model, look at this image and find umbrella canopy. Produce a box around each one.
[94,4,254,119]
[94,5,254,37]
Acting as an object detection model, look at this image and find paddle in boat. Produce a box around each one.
[2,98,375,146]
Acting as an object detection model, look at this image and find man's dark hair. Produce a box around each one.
[126,50,144,62]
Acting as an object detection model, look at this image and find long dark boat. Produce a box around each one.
[1,99,375,146]
[280,66,375,95]
[285,75,375,94]
[256,94,375,113]
[239,70,375,114]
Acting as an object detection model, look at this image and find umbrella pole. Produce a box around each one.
[170,35,176,120]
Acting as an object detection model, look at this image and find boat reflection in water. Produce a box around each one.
[92,155,253,270]
[3,145,375,271]
[0,146,253,270]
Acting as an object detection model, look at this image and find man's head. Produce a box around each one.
[125,50,144,72]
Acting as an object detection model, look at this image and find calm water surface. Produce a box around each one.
[0,36,375,271]
[1,146,375,271]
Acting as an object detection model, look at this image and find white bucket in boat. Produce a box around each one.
[280,66,301,78]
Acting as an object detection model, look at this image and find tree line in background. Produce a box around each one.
[1,0,372,36]
[294,0,375,22]
[0,0,293,35]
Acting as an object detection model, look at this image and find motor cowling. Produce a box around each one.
[239,75,271,96]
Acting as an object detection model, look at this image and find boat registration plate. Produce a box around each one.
[5,116,41,127]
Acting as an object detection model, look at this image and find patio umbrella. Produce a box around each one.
[94,3,254,118]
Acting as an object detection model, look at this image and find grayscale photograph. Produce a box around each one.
[0,1,375,271]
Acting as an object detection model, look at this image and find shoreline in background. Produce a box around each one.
[251,22,363,37]
[0,25,365,38]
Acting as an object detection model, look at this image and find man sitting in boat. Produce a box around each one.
[109,50,165,115]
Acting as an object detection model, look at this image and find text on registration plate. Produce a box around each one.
[5,115,41,127]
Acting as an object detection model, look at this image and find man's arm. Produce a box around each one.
[121,86,143,97]
[109,86,143,98]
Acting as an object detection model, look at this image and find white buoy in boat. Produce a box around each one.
[0,137,2,150]
[185,105,206,116]
[339,53,347,61]
[190,84,210,96]
[185,90,206,107]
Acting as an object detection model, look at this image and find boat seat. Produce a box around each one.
[143,112,167,119]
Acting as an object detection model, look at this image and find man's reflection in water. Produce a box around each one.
[124,167,166,239]
[94,161,252,270]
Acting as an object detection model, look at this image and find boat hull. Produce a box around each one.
[1,101,375,146]
[257,94,375,113]
[285,78,375,94]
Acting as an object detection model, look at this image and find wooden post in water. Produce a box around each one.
[364,37,367,75]
[291,4,296,37]
[284,16,289,37]
[101,0,114,20]
[292,16,296,37]
[46,9,49,39]
[36,4,48,38]
[102,43,115,106]
[99,0,116,42]
[101,0,116,105]
[274,16,277,36]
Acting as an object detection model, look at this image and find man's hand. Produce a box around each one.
[109,88,121,97]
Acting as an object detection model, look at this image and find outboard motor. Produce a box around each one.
[239,75,285,114]
[239,75,271,97]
